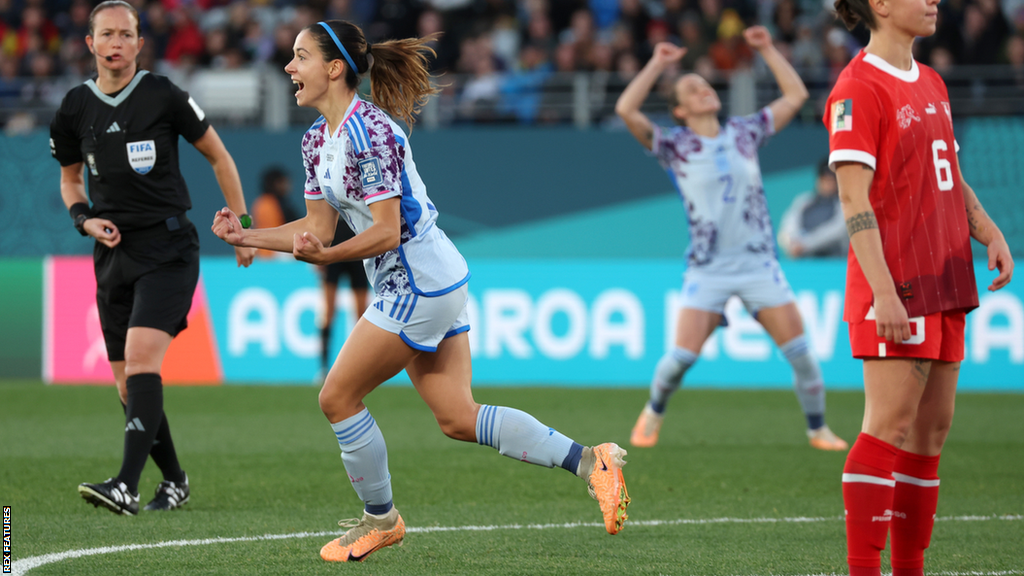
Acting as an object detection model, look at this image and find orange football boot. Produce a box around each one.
[320,507,405,562]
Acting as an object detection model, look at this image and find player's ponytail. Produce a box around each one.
[833,0,876,30]
[307,20,441,129]
[367,35,443,130]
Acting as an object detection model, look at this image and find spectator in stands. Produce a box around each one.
[270,21,296,71]
[57,0,92,45]
[1006,34,1024,86]
[164,8,204,65]
[708,9,753,70]
[141,2,171,62]
[773,0,800,46]
[962,0,1010,65]
[677,12,709,69]
[458,34,503,121]
[499,40,552,123]
[15,5,61,59]
[790,19,823,70]
[660,0,689,32]
[564,8,597,71]
[778,158,849,258]
[617,0,651,57]
[929,45,955,73]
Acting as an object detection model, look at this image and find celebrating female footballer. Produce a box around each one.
[212,20,630,562]
[826,0,1013,573]
[616,27,848,452]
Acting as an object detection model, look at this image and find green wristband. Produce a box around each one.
[239,214,252,229]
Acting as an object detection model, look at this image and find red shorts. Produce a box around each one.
[849,309,966,362]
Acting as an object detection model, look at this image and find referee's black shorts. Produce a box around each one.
[322,259,369,290]
[93,215,200,362]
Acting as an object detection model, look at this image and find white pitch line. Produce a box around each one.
[11,514,1023,576]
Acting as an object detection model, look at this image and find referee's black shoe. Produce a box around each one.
[144,472,190,511]
[78,478,140,516]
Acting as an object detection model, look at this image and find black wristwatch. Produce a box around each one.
[73,214,89,236]
[70,202,93,237]
[239,213,252,229]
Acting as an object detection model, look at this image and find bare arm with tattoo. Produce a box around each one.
[835,162,912,343]
[615,42,687,150]
[956,157,1014,291]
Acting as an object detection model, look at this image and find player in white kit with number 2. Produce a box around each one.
[615,26,848,451]
[212,19,629,564]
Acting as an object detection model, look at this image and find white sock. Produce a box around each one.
[476,405,583,472]
[331,408,393,513]
[649,347,698,413]
[780,335,826,428]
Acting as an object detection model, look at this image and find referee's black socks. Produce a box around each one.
[117,373,165,494]
[150,412,185,484]
[119,400,185,485]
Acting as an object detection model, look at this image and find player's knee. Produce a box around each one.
[436,414,475,442]
[921,417,953,452]
[881,420,915,448]
[318,385,356,421]
[123,355,160,378]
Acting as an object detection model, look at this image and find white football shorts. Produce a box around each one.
[363,283,470,352]
[680,257,795,316]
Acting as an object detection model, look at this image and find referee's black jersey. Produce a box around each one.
[50,71,210,232]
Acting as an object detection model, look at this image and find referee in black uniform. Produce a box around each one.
[50,0,255,515]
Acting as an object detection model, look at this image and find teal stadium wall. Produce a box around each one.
[3,119,1022,384]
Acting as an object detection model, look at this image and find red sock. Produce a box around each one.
[890,449,941,576]
[843,433,898,576]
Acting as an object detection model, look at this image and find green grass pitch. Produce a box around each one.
[1,380,1022,575]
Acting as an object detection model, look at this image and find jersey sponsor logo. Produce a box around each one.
[49,137,56,157]
[896,105,921,129]
[924,103,937,114]
[358,157,383,187]
[188,96,206,121]
[941,101,951,120]
[126,140,156,175]
[324,168,332,180]
[831,99,852,133]
[106,121,122,133]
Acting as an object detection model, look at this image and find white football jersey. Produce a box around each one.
[652,108,777,270]
[302,96,470,297]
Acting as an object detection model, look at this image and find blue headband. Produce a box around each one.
[317,22,358,75]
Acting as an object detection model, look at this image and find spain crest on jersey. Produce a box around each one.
[831,99,852,133]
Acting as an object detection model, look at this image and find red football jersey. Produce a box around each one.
[825,51,978,322]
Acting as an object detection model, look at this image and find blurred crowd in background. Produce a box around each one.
[2,0,1024,130]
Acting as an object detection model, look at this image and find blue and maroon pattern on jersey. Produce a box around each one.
[301,96,469,297]
[652,108,777,269]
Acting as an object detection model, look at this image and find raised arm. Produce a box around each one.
[743,26,808,133]
[957,158,1013,291]
[192,126,255,267]
[835,162,911,343]
[615,42,687,150]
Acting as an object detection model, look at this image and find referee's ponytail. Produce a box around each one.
[307,20,441,129]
